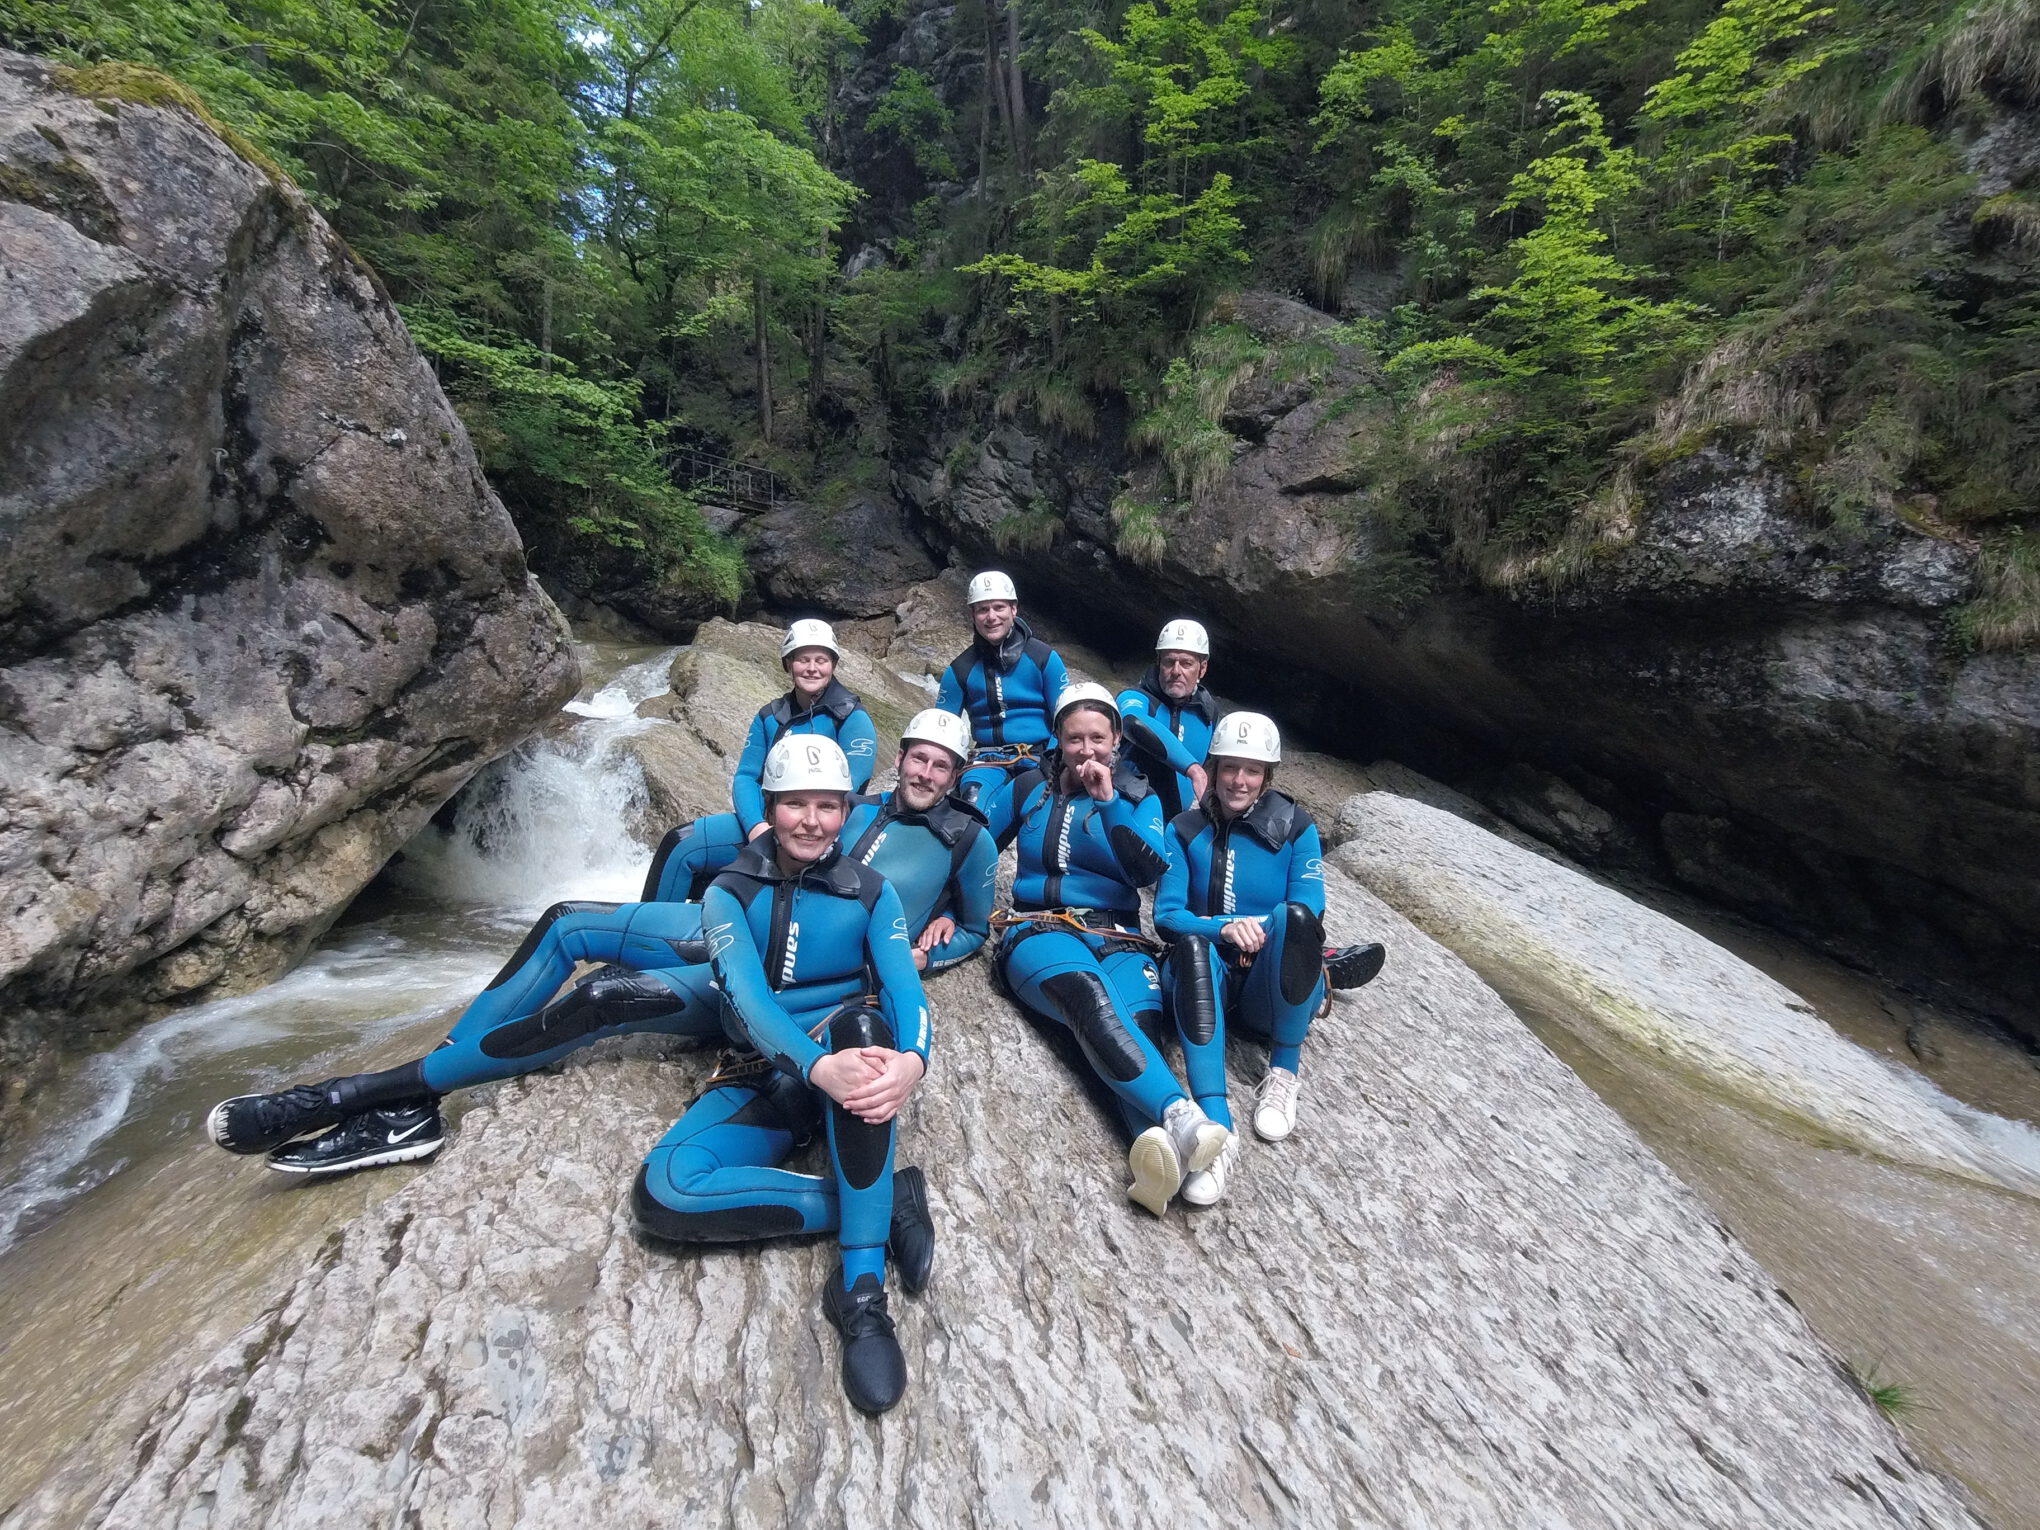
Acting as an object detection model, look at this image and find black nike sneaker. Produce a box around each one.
[1326,941,1387,990]
[266,1104,446,1177]
[822,1272,907,1414]
[207,1085,340,1155]
[888,1166,936,1296]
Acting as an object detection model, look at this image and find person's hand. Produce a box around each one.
[746,821,772,841]
[1073,758,1115,802]
[839,1048,926,1124]
[914,916,957,957]
[1187,763,1209,803]
[809,1049,883,1106]
[1222,916,1267,953]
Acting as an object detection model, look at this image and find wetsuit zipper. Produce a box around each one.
[1206,817,1234,918]
[1042,786,1073,908]
[763,877,796,991]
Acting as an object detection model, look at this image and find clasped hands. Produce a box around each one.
[810,1046,925,1124]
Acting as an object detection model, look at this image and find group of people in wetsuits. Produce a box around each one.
[204,571,1386,1415]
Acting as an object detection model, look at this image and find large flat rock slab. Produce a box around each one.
[1336,792,2040,1198]
[4,869,1983,1528]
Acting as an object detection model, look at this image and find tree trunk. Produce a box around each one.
[753,271,773,446]
[1004,0,1029,176]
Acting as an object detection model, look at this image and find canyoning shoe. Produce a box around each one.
[1254,1067,1302,1142]
[823,1273,907,1414]
[207,1085,340,1155]
[888,1166,936,1296]
[267,1104,446,1176]
[1180,1133,1240,1208]
[1326,942,1387,990]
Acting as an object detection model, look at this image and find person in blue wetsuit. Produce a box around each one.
[632,735,932,1414]
[1117,618,1219,823]
[204,715,989,1179]
[732,619,878,838]
[1155,712,1385,1180]
[985,681,1232,1217]
[935,570,1070,806]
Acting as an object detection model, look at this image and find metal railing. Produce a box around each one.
[664,446,783,511]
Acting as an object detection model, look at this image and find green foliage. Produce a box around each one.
[1955,525,2040,651]
[993,499,1065,552]
[407,312,745,607]
[866,67,958,177]
[1110,492,1174,566]
[1127,322,1269,498]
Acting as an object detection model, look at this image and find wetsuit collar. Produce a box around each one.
[1222,788,1300,851]
[974,613,1039,674]
[1136,665,1218,726]
[1038,748,1152,804]
[871,788,987,846]
[778,677,861,724]
[729,836,866,896]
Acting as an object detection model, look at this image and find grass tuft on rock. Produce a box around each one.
[51,62,289,185]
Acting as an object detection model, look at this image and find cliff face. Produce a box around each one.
[0,52,579,1124]
[887,289,2040,1032]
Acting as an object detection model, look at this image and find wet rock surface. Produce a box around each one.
[3,860,1988,1530]
[0,52,578,1131]
[1337,792,2040,1197]
[896,292,2040,1030]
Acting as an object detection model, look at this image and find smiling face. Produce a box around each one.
[1212,758,1269,817]
[1057,703,1119,773]
[895,740,961,811]
[1156,649,1208,700]
[768,790,848,865]
[785,647,836,700]
[971,599,1017,644]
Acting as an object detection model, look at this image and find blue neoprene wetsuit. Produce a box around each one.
[1155,789,1328,1082]
[935,617,1069,805]
[731,680,878,833]
[842,791,998,973]
[633,840,930,1289]
[422,798,986,1100]
[986,754,1210,1135]
[1116,670,1219,823]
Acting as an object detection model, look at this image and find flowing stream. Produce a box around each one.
[2,641,2038,1524]
[0,640,674,1509]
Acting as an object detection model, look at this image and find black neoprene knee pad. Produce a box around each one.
[827,1006,896,1190]
[1041,970,1147,1083]
[1170,936,1219,1046]
[1279,902,1325,1005]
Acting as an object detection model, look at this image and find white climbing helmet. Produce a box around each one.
[1053,681,1122,731]
[779,618,841,665]
[967,570,1018,606]
[1208,711,1281,764]
[1155,618,1210,657]
[900,707,972,765]
[761,735,854,794]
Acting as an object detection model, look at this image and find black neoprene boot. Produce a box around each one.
[1326,942,1387,989]
[888,1166,936,1295]
[206,1060,433,1155]
[823,1273,907,1414]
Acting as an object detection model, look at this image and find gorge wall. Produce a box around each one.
[862,290,2040,1037]
[0,52,579,1128]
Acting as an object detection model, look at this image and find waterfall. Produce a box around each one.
[0,643,680,1254]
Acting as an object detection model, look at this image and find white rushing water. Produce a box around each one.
[0,642,677,1255]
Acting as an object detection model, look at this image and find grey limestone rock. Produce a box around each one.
[0,52,578,1126]
[2,862,1990,1529]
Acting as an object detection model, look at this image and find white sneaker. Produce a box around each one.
[1127,1126,1182,1216]
[1254,1067,1301,1141]
[1181,1134,1239,1206]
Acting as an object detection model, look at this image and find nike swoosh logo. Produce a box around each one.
[386,1120,434,1144]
